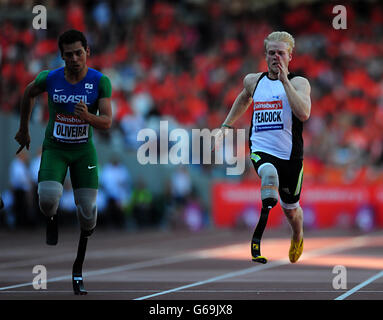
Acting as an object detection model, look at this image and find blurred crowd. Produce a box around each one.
[1,0,383,228]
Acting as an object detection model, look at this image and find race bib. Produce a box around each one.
[254,100,283,132]
[53,113,89,143]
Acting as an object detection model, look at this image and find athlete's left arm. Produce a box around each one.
[74,98,112,130]
[277,57,311,122]
[282,76,311,122]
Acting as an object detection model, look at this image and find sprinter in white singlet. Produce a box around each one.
[215,31,311,264]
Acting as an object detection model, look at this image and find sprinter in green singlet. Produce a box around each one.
[15,29,112,295]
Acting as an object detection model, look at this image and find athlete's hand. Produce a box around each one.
[14,129,30,154]
[74,100,89,121]
[211,127,231,152]
[276,56,289,84]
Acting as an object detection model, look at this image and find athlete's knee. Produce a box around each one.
[258,163,279,208]
[38,181,63,217]
[281,201,302,217]
[258,163,279,186]
[74,188,98,232]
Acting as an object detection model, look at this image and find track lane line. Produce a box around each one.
[334,270,383,300]
[1,232,380,296]
[134,234,374,300]
[3,289,383,294]
[0,253,207,291]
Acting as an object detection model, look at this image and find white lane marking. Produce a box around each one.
[2,289,383,294]
[134,261,287,300]
[334,270,383,300]
[0,232,380,297]
[0,253,206,291]
[134,234,373,300]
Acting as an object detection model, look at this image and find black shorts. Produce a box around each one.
[250,151,304,206]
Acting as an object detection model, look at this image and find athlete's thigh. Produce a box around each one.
[69,146,98,189]
[38,147,69,184]
[278,158,303,204]
[250,151,279,176]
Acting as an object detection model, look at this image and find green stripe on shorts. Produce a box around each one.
[294,165,304,196]
[250,153,261,163]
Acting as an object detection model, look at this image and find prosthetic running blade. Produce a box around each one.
[46,216,58,246]
[72,273,87,295]
[251,238,268,264]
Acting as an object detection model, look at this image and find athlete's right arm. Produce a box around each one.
[212,73,260,151]
[15,79,45,154]
[221,73,260,128]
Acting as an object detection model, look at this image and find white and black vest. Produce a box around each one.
[249,72,303,160]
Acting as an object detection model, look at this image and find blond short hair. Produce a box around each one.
[264,31,295,54]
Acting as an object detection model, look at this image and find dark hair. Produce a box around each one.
[58,29,88,55]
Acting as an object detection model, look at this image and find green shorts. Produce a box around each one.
[38,142,98,189]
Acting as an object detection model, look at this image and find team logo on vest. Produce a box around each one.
[52,94,89,105]
[254,100,283,131]
[53,113,89,143]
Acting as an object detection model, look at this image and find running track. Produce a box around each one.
[0,226,382,308]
